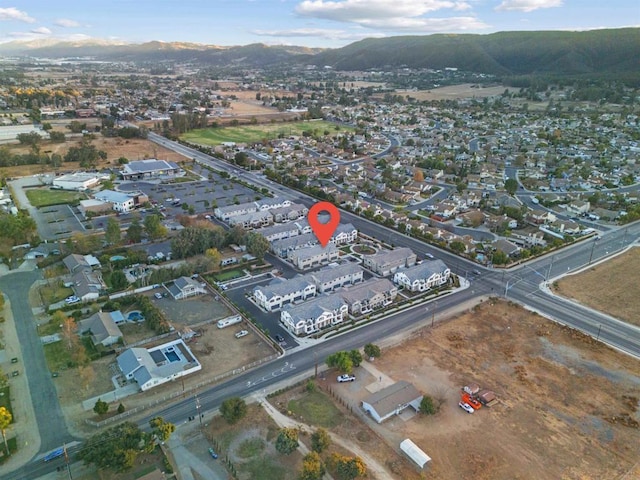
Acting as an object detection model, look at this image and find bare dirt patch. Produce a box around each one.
[554,247,640,327]
[0,136,192,178]
[357,299,640,480]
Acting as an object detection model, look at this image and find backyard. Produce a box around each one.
[181,120,352,146]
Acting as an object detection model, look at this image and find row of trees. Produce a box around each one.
[326,345,381,374]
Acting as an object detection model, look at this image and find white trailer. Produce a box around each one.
[217,315,242,329]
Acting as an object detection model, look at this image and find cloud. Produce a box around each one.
[495,0,562,12]
[295,0,488,32]
[0,7,35,23]
[54,18,81,28]
[31,27,52,35]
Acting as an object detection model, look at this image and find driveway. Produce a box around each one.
[0,269,75,453]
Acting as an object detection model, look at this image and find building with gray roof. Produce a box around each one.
[120,159,181,180]
[363,247,417,276]
[288,244,339,270]
[254,276,317,311]
[340,277,398,315]
[280,294,348,336]
[271,232,318,258]
[311,263,363,293]
[362,380,422,423]
[392,259,451,292]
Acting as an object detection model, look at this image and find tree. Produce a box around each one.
[450,240,466,254]
[78,421,143,472]
[245,231,270,260]
[93,398,109,415]
[330,454,367,480]
[311,428,331,453]
[105,217,121,245]
[149,416,176,443]
[109,271,128,291]
[300,451,325,480]
[349,349,363,368]
[0,406,12,456]
[504,178,518,195]
[17,131,42,147]
[48,131,66,143]
[420,395,437,415]
[126,218,143,244]
[492,250,509,265]
[205,247,221,268]
[326,351,353,374]
[413,168,424,182]
[363,343,381,359]
[275,427,299,455]
[117,403,125,414]
[144,214,166,241]
[220,397,247,424]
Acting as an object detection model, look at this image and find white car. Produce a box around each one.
[425,253,435,259]
[459,401,475,414]
[65,296,80,304]
[337,374,356,383]
[235,330,249,339]
[154,292,163,299]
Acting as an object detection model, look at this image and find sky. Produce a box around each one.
[0,1,638,48]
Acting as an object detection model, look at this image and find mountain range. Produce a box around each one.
[1,28,638,77]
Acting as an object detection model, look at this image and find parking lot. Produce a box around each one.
[37,204,86,238]
[150,287,233,327]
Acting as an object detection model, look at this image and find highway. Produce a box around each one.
[7,133,639,480]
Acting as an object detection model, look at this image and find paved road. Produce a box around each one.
[0,270,76,456]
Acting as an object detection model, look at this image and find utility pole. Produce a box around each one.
[588,238,597,264]
[63,443,73,480]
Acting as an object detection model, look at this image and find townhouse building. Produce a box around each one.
[280,295,348,336]
[340,277,398,315]
[311,263,364,293]
[228,210,273,229]
[392,260,451,293]
[271,232,318,258]
[270,203,308,223]
[289,244,340,270]
[253,275,316,311]
[363,247,417,276]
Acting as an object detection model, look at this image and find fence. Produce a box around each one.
[85,353,277,428]
[109,284,159,300]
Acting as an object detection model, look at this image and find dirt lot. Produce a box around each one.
[393,83,507,101]
[346,300,640,480]
[554,247,640,327]
[0,136,192,177]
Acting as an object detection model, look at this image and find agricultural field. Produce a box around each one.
[393,83,507,101]
[554,247,640,327]
[25,188,86,207]
[181,120,352,146]
[346,300,640,480]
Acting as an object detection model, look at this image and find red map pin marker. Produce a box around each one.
[308,201,340,248]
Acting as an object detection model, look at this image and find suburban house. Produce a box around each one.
[63,253,105,301]
[254,276,317,312]
[289,244,340,270]
[166,276,207,300]
[78,311,123,347]
[120,159,182,180]
[340,277,398,315]
[363,248,417,276]
[116,339,201,391]
[52,172,102,191]
[361,381,423,423]
[311,263,364,293]
[392,260,451,293]
[491,239,521,257]
[214,201,258,221]
[94,189,135,213]
[63,253,101,273]
[280,295,348,336]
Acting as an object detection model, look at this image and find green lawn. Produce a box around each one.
[181,120,352,146]
[287,390,344,428]
[26,188,86,207]
[243,456,288,480]
[211,269,245,282]
[43,341,75,371]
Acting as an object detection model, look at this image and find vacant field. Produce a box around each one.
[554,247,640,326]
[182,120,351,146]
[351,300,640,480]
[393,83,507,101]
[206,403,303,480]
[0,136,192,178]
[25,188,86,207]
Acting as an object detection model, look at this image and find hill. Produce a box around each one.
[0,29,638,76]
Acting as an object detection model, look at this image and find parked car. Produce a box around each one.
[208,447,218,459]
[65,295,80,304]
[458,401,475,414]
[274,334,286,345]
[154,292,163,299]
[235,330,249,339]
[337,374,356,383]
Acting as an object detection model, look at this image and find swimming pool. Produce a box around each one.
[127,311,144,322]
[165,350,180,362]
